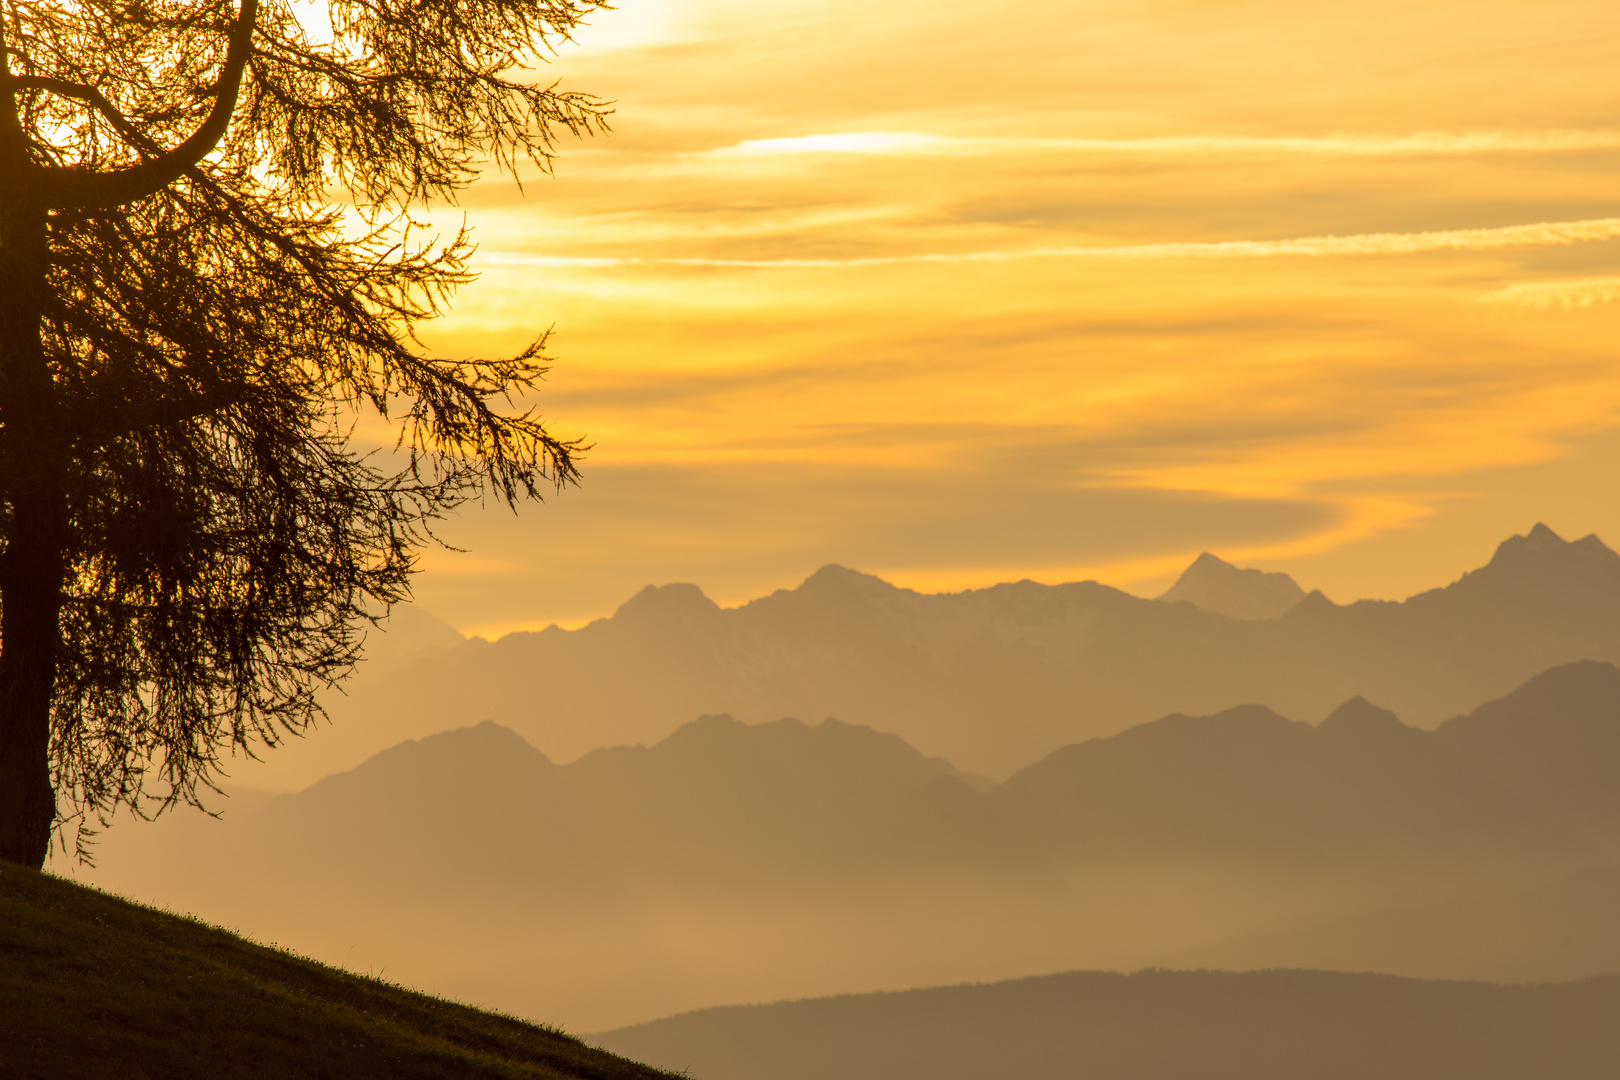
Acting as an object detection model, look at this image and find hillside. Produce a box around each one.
[0,864,676,1080]
[68,659,1620,1029]
[248,523,1620,786]
[591,968,1620,1080]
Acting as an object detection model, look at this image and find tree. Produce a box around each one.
[0,0,609,867]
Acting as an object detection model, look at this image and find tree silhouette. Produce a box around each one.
[0,0,608,867]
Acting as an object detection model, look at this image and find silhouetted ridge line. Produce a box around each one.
[590,967,1620,1080]
[306,524,1620,779]
[241,659,1620,887]
[1318,696,1409,738]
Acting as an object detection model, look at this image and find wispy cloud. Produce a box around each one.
[422,0,1620,632]
[484,217,1620,270]
[714,130,1620,159]
[1480,277,1620,310]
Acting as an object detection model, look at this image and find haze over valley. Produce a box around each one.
[64,525,1620,1042]
[594,969,1620,1080]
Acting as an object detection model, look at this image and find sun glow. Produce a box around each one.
[385,0,1620,633]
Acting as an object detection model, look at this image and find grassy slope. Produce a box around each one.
[0,864,680,1080]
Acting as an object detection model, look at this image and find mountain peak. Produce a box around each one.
[1318,696,1408,738]
[1466,525,1620,591]
[1158,553,1306,620]
[612,581,722,623]
[806,563,887,585]
[1437,659,1620,736]
[359,604,465,671]
[1485,523,1619,566]
[1489,521,1567,561]
[1527,522,1562,543]
[795,564,903,600]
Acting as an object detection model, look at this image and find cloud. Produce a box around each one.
[714,130,1620,159]
[416,0,1620,632]
[1480,277,1620,310]
[716,132,955,155]
[481,217,1620,269]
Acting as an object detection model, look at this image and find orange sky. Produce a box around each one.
[386,0,1620,637]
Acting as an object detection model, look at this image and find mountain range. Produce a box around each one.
[73,657,1620,1030]
[250,523,1620,787]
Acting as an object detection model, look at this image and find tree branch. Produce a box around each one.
[0,26,28,165]
[41,0,258,210]
[73,380,254,445]
[9,75,164,159]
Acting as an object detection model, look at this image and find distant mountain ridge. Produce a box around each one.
[1000,659,1620,862]
[269,523,1620,783]
[257,659,1620,884]
[77,659,1620,1029]
[1165,862,1620,983]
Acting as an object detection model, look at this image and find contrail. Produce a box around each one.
[484,217,1620,270]
[1480,276,1620,309]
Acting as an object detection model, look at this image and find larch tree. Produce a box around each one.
[0,0,608,867]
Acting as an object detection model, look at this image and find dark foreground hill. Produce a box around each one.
[270,522,1620,784]
[592,968,1620,1080]
[0,864,676,1080]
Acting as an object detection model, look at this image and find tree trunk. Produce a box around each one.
[0,188,66,869]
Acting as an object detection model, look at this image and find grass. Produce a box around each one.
[0,863,686,1080]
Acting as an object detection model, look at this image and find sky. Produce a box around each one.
[386,0,1620,638]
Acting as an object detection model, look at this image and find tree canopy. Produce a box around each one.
[0,0,610,866]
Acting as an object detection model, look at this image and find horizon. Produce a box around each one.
[404,520,1609,639]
